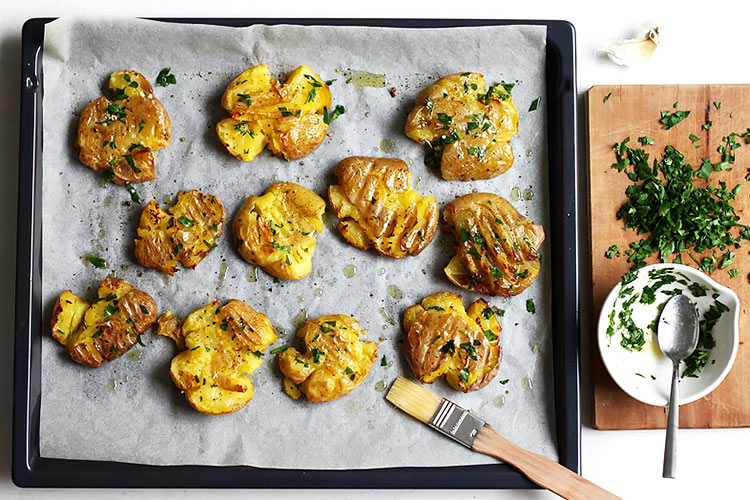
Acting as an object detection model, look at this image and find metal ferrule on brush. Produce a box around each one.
[428,398,486,448]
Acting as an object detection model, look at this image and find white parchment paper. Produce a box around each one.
[40,17,555,468]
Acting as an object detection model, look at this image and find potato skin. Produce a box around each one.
[404,72,518,181]
[328,156,439,258]
[403,291,502,392]
[50,277,157,368]
[443,193,544,297]
[134,190,226,275]
[278,315,377,403]
[216,64,331,163]
[76,71,171,184]
[156,300,277,415]
[233,182,325,280]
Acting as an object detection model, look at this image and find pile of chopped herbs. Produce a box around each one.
[606,267,727,378]
[610,128,750,276]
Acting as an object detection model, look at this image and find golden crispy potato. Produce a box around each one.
[156,300,277,415]
[278,315,378,402]
[405,72,519,181]
[328,157,439,258]
[443,193,544,296]
[233,182,325,280]
[134,190,226,275]
[403,291,502,392]
[216,64,331,162]
[50,277,157,368]
[76,71,171,185]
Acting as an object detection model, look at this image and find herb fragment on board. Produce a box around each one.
[659,109,690,129]
[604,245,621,259]
[638,136,654,145]
[156,68,177,87]
[603,92,612,103]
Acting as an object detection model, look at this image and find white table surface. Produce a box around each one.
[1,1,748,498]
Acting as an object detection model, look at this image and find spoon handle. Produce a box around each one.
[663,362,679,478]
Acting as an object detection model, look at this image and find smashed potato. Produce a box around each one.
[443,193,544,296]
[134,190,226,275]
[403,292,502,392]
[405,72,519,181]
[77,71,171,184]
[233,182,325,280]
[156,300,277,415]
[279,315,378,403]
[328,156,439,258]
[50,277,157,368]
[216,64,332,162]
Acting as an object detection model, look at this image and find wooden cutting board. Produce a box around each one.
[587,85,750,430]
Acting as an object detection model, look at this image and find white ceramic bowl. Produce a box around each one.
[597,263,739,406]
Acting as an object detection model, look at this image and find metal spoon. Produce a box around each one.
[657,294,699,479]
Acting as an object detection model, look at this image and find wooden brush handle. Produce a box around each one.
[473,426,620,500]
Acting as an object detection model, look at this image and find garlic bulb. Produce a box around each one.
[600,28,660,66]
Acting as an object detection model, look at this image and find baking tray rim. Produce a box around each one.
[13,16,579,489]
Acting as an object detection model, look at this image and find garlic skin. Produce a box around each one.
[600,28,660,66]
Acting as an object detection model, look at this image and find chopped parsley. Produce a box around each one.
[484,330,497,341]
[528,97,541,112]
[237,93,252,106]
[270,345,289,354]
[526,298,536,314]
[439,340,456,355]
[125,183,140,203]
[177,216,194,227]
[482,306,505,319]
[604,244,621,259]
[638,136,654,146]
[123,153,141,173]
[156,68,177,87]
[459,342,479,360]
[311,347,323,364]
[459,368,470,383]
[659,109,690,129]
[609,132,750,271]
[97,103,127,126]
[102,304,118,318]
[84,255,107,268]
[381,355,388,366]
[603,92,612,103]
[323,105,346,125]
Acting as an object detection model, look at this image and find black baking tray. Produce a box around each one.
[13,17,578,489]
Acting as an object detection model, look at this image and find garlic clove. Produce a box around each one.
[600,27,660,67]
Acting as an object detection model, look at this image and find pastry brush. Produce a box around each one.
[386,376,620,500]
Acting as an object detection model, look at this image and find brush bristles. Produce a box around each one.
[386,376,442,424]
